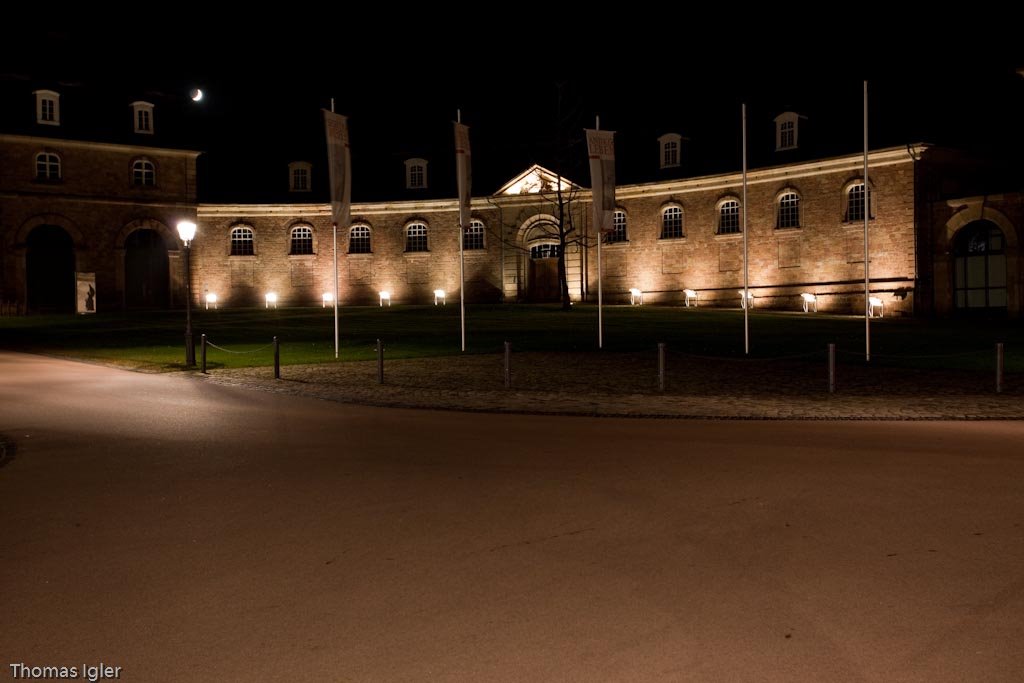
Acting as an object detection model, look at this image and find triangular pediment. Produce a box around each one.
[494,164,579,196]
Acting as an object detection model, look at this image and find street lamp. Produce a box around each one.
[176,220,197,366]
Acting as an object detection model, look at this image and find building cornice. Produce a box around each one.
[197,145,930,218]
[0,134,201,158]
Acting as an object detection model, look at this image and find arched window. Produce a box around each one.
[230,226,254,256]
[132,159,155,186]
[607,210,628,243]
[843,182,875,222]
[777,192,800,228]
[405,223,428,252]
[717,199,741,234]
[661,205,684,239]
[953,221,1007,309]
[530,243,561,259]
[464,220,485,250]
[35,152,61,180]
[349,225,371,254]
[290,225,313,254]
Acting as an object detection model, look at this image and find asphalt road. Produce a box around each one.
[1,351,1022,682]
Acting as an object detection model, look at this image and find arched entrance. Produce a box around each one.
[26,225,75,313]
[528,241,561,302]
[124,229,170,308]
[953,220,1007,311]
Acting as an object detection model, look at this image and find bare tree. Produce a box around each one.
[535,82,592,310]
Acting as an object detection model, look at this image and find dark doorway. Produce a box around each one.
[528,243,561,303]
[953,221,1007,311]
[125,229,170,308]
[26,225,75,313]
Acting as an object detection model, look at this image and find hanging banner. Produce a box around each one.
[585,128,616,233]
[75,272,96,314]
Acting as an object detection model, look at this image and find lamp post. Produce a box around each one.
[176,220,197,366]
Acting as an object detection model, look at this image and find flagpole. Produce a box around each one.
[458,109,466,353]
[742,103,749,356]
[596,115,603,350]
[331,98,339,360]
[864,80,871,363]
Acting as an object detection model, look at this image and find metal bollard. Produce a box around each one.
[657,342,666,392]
[996,342,1004,394]
[828,343,836,394]
[201,334,207,374]
[504,341,512,389]
[273,336,280,380]
[377,339,384,384]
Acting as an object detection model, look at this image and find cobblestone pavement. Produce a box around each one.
[202,350,1023,420]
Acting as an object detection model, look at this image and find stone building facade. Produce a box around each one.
[0,133,198,312]
[2,92,1021,318]
[189,146,930,317]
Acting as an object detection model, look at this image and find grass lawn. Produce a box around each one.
[1,304,1021,373]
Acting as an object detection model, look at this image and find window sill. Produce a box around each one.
[713,232,743,241]
[774,226,802,233]
[229,254,258,260]
[288,253,316,259]
[658,236,687,243]
[404,250,431,257]
[347,251,374,257]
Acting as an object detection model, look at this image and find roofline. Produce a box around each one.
[0,133,202,158]
[615,144,930,200]
[198,144,933,217]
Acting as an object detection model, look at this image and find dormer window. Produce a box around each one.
[132,101,154,134]
[658,133,682,169]
[34,90,60,126]
[774,111,802,151]
[405,158,428,189]
[289,161,312,192]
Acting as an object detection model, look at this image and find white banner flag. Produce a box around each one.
[323,110,351,228]
[454,122,472,228]
[585,129,616,233]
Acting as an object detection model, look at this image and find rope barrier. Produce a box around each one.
[836,349,995,360]
[668,349,824,362]
[205,340,276,354]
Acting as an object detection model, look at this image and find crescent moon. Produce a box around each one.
[190,88,203,102]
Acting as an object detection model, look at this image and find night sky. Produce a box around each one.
[4,20,1023,202]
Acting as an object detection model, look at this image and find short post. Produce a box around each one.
[504,341,512,389]
[377,338,384,385]
[273,336,280,380]
[996,342,1004,394]
[201,334,207,374]
[828,343,836,394]
[657,342,666,392]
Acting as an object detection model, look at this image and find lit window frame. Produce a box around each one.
[716,198,742,235]
[35,151,62,181]
[349,225,372,254]
[660,204,684,239]
[230,225,255,256]
[289,225,314,255]
[132,158,156,187]
[405,222,429,252]
[463,220,485,250]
